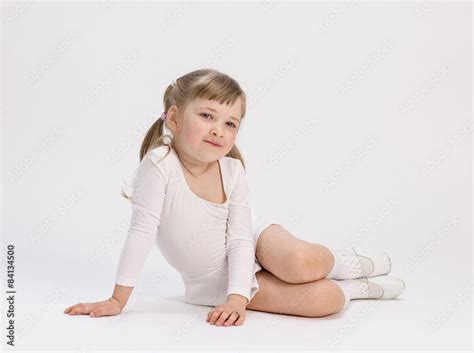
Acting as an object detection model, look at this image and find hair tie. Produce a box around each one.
[160,111,167,120]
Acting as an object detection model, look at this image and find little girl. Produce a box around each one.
[64,68,405,327]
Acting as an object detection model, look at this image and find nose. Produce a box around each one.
[211,125,223,137]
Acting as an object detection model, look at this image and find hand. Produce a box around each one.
[207,298,246,326]
[63,297,123,318]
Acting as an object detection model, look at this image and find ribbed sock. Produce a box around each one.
[325,248,373,280]
[329,278,370,309]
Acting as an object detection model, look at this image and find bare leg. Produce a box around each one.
[246,269,345,317]
[256,224,335,284]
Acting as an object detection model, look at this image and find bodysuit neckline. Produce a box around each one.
[170,146,229,207]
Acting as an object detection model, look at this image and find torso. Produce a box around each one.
[182,160,227,204]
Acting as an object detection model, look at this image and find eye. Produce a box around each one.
[200,113,237,129]
[200,113,212,119]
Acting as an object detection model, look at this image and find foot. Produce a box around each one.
[352,247,392,278]
[360,275,405,300]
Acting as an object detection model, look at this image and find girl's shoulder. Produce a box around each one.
[223,156,244,171]
[221,156,246,184]
[147,145,171,159]
[148,145,170,155]
[125,146,172,197]
[143,145,173,170]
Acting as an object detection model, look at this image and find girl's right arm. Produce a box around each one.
[64,151,167,317]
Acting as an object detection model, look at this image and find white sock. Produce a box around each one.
[330,278,370,309]
[325,248,373,279]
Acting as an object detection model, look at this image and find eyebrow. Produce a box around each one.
[201,106,240,122]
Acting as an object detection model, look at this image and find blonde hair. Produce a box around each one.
[121,68,247,201]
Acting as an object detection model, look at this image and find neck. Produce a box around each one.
[175,147,213,177]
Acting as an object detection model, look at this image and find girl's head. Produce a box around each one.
[139,68,247,168]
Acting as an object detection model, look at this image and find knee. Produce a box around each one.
[309,244,334,278]
[306,280,345,317]
[286,247,332,283]
[257,224,282,252]
[261,223,282,237]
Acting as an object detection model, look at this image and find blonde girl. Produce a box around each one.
[64,69,405,327]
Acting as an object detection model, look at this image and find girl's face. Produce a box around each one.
[169,97,243,164]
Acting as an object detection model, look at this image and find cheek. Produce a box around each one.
[227,129,238,140]
[183,121,206,141]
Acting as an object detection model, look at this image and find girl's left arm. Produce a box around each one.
[208,160,255,326]
[225,160,256,305]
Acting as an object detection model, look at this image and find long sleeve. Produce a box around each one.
[225,160,256,303]
[115,154,166,287]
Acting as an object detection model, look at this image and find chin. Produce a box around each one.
[191,142,226,160]
[192,149,218,162]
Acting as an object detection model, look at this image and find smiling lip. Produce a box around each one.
[205,140,222,147]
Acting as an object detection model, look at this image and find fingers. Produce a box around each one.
[222,311,240,326]
[207,310,225,325]
[234,313,244,326]
[64,303,87,314]
[207,309,241,326]
[65,300,121,317]
[208,310,220,324]
[90,306,107,317]
[65,303,93,315]
[64,302,104,316]
[64,304,78,314]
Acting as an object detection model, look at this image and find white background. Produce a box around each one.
[2,0,472,351]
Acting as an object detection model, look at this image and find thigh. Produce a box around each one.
[246,270,344,317]
[255,224,334,283]
[256,224,312,259]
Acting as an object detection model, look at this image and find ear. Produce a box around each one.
[166,105,179,132]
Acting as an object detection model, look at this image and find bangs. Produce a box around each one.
[189,77,246,118]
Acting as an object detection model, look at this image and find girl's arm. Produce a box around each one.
[64,151,167,317]
[207,160,255,326]
[114,152,167,298]
[225,160,256,305]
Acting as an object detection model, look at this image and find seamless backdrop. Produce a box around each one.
[2,0,472,351]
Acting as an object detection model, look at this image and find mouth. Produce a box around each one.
[204,140,222,147]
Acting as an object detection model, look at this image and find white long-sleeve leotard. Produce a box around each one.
[115,145,261,306]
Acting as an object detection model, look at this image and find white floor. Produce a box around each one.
[8,267,472,351]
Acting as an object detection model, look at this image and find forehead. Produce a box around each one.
[189,97,242,119]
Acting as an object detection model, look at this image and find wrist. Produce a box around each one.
[227,293,248,305]
[109,296,124,309]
